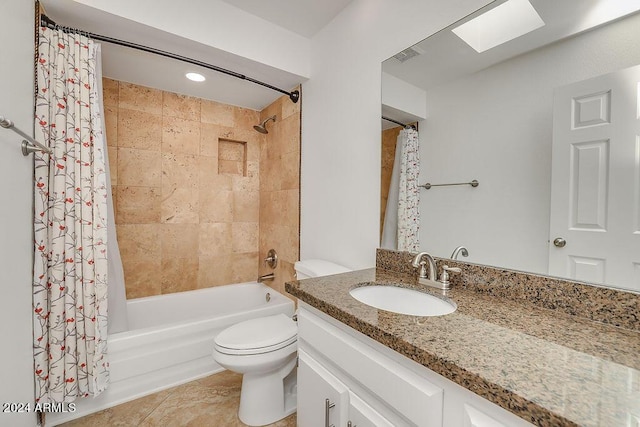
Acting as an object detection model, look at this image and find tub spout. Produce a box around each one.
[258,273,275,282]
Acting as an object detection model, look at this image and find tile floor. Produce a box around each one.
[58,371,296,427]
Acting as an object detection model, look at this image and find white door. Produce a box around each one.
[549,64,640,291]
[297,350,349,427]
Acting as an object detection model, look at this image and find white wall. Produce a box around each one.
[0,0,37,426]
[68,0,310,79]
[301,0,491,269]
[381,72,427,120]
[419,12,640,273]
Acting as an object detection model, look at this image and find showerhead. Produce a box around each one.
[253,115,276,134]
[253,125,268,134]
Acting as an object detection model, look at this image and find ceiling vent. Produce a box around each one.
[393,47,421,63]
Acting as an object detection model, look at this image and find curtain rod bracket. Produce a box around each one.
[22,140,43,156]
[1,115,52,155]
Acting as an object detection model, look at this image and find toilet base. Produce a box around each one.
[238,358,297,426]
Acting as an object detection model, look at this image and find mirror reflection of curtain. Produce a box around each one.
[33,26,119,403]
[381,128,420,251]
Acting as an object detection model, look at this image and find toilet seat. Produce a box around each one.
[214,313,297,355]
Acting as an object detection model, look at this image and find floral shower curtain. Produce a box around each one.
[397,128,420,252]
[32,26,110,403]
[381,127,420,251]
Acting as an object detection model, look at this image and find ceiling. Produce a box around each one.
[382,0,640,90]
[219,0,353,38]
[383,0,640,108]
[40,0,352,111]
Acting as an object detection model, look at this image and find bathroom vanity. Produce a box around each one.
[286,256,640,427]
[297,304,533,427]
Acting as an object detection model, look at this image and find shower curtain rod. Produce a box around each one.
[40,14,300,104]
[382,116,416,130]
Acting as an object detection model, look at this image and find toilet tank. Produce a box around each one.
[294,259,351,279]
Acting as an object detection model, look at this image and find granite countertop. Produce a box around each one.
[285,268,640,427]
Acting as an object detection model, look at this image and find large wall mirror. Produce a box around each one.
[381,0,640,292]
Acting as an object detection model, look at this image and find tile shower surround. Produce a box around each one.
[104,79,300,299]
[257,93,301,299]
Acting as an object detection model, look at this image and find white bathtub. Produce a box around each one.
[48,282,295,425]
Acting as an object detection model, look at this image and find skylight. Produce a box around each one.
[452,0,545,53]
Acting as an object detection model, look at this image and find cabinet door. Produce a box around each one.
[443,382,534,427]
[463,404,507,427]
[299,307,444,426]
[298,350,349,427]
[347,392,396,427]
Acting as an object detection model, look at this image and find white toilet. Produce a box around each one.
[212,259,350,426]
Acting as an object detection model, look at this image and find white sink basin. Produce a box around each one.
[349,285,456,317]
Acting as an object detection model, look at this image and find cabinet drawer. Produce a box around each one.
[299,308,443,427]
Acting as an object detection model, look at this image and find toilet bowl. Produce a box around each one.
[212,259,350,426]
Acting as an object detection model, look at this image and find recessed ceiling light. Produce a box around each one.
[452,0,545,53]
[185,72,206,82]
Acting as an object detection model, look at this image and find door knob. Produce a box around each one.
[553,237,566,248]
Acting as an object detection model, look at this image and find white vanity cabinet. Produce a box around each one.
[297,304,535,427]
[298,305,444,426]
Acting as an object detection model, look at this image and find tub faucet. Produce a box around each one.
[451,246,469,260]
[411,252,437,281]
[258,273,275,282]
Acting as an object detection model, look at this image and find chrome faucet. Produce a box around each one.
[450,246,469,260]
[411,252,437,281]
[412,252,463,290]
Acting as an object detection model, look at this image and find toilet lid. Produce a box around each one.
[214,313,297,355]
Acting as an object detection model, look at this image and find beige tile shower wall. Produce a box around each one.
[380,126,402,238]
[258,91,301,299]
[103,78,263,299]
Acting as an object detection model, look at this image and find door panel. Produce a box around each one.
[569,140,608,230]
[549,64,640,291]
[569,255,605,283]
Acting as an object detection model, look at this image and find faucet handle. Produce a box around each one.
[416,260,429,279]
[264,249,278,269]
[439,265,461,287]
